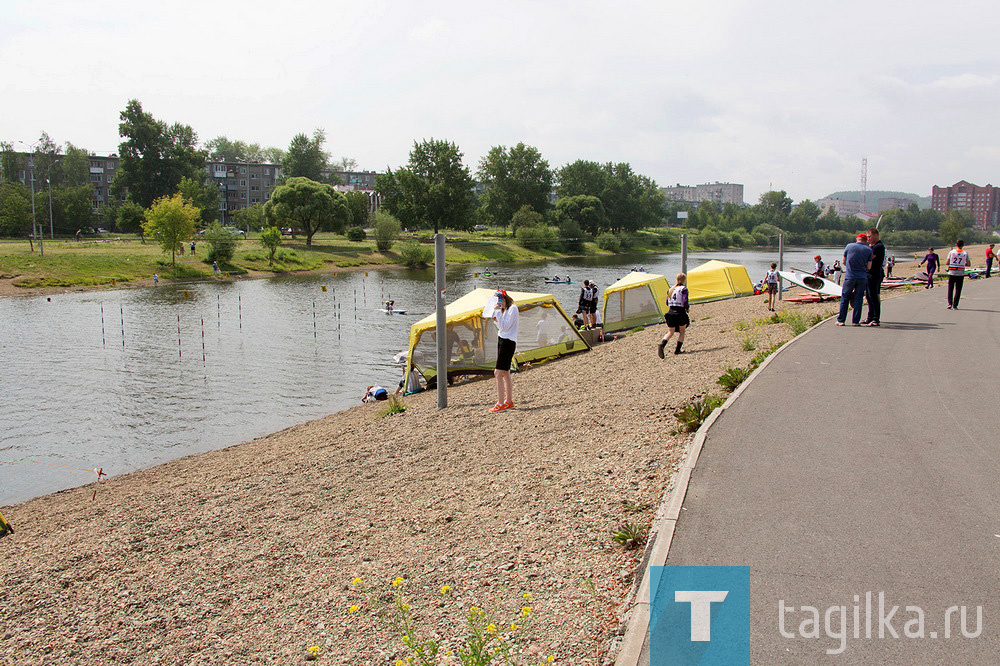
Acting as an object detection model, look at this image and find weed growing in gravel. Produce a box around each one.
[622,500,654,514]
[717,367,751,392]
[748,342,785,370]
[350,578,554,665]
[306,646,322,660]
[612,522,648,549]
[740,333,758,351]
[378,395,408,418]
[630,326,645,333]
[674,394,726,432]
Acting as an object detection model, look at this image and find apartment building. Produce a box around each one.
[208,161,284,225]
[816,197,862,218]
[660,182,744,205]
[877,197,917,212]
[931,180,999,230]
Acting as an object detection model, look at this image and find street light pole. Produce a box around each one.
[46,178,54,242]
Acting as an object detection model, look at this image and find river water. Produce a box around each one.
[1,247,838,505]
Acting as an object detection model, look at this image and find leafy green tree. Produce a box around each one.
[557,218,585,253]
[555,161,662,232]
[60,143,90,187]
[554,194,607,236]
[556,160,607,199]
[376,139,477,233]
[756,190,793,223]
[939,210,972,245]
[206,136,285,164]
[234,203,266,231]
[264,176,348,245]
[510,204,544,232]
[372,210,401,252]
[53,185,94,232]
[259,226,281,265]
[116,200,146,234]
[346,226,366,241]
[204,222,238,264]
[113,99,207,208]
[177,176,221,225]
[343,190,371,227]
[1,142,22,184]
[0,183,32,236]
[143,194,200,266]
[282,130,330,182]
[476,143,552,227]
[787,200,820,234]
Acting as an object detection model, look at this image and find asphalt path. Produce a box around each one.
[661,277,1000,663]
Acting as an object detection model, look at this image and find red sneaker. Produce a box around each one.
[503,401,515,410]
[489,403,506,413]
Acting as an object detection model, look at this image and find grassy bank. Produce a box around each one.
[0,227,684,292]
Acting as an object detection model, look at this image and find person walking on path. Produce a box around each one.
[658,273,690,356]
[153,273,159,286]
[863,228,886,326]
[837,233,873,326]
[490,290,519,412]
[832,259,843,285]
[763,263,779,311]
[886,255,895,278]
[986,244,995,278]
[919,247,939,289]
[947,240,971,309]
[213,261,220,275]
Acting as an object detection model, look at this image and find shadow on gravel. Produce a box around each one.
[683,346,727,354]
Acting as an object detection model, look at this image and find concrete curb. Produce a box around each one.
[611,313,835,665]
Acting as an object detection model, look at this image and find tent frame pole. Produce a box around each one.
[434,233,448,409]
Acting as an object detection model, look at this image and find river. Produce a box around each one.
[0,247,841,505]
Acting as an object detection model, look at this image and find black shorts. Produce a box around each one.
[766,283,778,295]
[583,299,598,314]
[496,337,517,371]
[665,306,689,331]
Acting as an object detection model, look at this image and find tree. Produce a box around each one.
[556,160,607,199]
[510,204,544,232]
[264,177,349,245]
[476,143,553,227]
[787,200,820,234]
[143,193,199,266]
[282,130,330,182]
[234,203,266,231]
[204,222,238,264]
[53,185,94,233]
[1,142,22,184]
[376,139,476,232]
[939,210,972,245]
[0,183,31,236]
[372,210,401,252]
[116,200,146,234]
[259,226,281,265]
[554,194,607,236]
[206,136,284,164]
[177,176,221,225]
[60,143,90,187]
[756,190,793,223]
[343,190,371,227]
[555,160,662,232]
[113,99,207,208]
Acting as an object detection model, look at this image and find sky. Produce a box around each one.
[4,0,1000,204]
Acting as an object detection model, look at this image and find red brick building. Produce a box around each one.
[931,180,1000,230]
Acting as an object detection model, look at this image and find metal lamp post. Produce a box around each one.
[17,140,43,256]
[46,178,54,241]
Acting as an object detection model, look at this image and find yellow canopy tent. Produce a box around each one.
[688,260,755,304]
[406,288,590,391]
[602,272,671,332]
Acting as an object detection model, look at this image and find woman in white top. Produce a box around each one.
[491,290,519,412]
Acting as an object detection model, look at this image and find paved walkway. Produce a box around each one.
[659,278,1000,663]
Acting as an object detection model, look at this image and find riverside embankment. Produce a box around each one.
[1,287,848,664]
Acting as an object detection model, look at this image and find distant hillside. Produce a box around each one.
[822,190,931,210]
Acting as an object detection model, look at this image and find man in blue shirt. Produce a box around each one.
[837,232,874,326]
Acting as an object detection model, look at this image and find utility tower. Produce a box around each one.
[860,157,868,214]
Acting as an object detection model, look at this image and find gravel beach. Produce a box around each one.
[1,282,916,664]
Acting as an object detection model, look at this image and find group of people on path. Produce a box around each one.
[837,228,886,326]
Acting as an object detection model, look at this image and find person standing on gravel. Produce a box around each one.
[919,247,939,289]
[986,244,995,278]
[837,233,873,327]
[946,240,970,310]
[863,228,886,327]
[491,290,519,412]
[764,263,779,312]
[658,273,690,357]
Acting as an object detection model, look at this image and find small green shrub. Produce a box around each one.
[514,223,558,251]
[372,210,401,252]
[399,242,434,268]
[345,226,366,242]
[204,222,237,264]
[612,522,648,549]
[595,232,621,253]
[741,333,758,351]
[631,326,645,333]
[377,395,407,417]
[675,394,726,432]
[717,367,751,392]
[749,342,785,369]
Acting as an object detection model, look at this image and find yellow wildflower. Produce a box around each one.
[401,604,411,611]
[396,661,404,666]
[307,646,321,656]
[523,592,534,601]
[487,623,497,634]
[511,623,520,631]
[548,656,556,663]
[393,576,405,587]
[470,606,480,613]
[441,585,452,595]
[352,577,363,586]
[349,605,359,614]
[521,605,533,617]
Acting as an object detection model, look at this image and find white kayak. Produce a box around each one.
[778,270,842,297]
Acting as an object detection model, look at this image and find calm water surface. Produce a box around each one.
[0,247,839,505]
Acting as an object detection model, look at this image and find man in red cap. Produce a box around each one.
[837,232,873,326]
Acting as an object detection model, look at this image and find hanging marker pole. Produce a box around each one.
[177,314,182,358]
[778,233,784,302]
[354,289,357,320]
[238,294,242,329]
[120,306,125,350]
[312,299,317,338]
[217,295,221,329]
[201,317,206,365]
[100,303,106,348]
[681,233,688,276]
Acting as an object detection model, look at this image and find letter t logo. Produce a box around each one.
[675,590,729,641]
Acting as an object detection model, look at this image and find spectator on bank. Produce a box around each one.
[837,233,873,327]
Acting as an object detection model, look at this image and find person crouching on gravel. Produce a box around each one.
[658,273,690,357]
[491,290,519,412]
